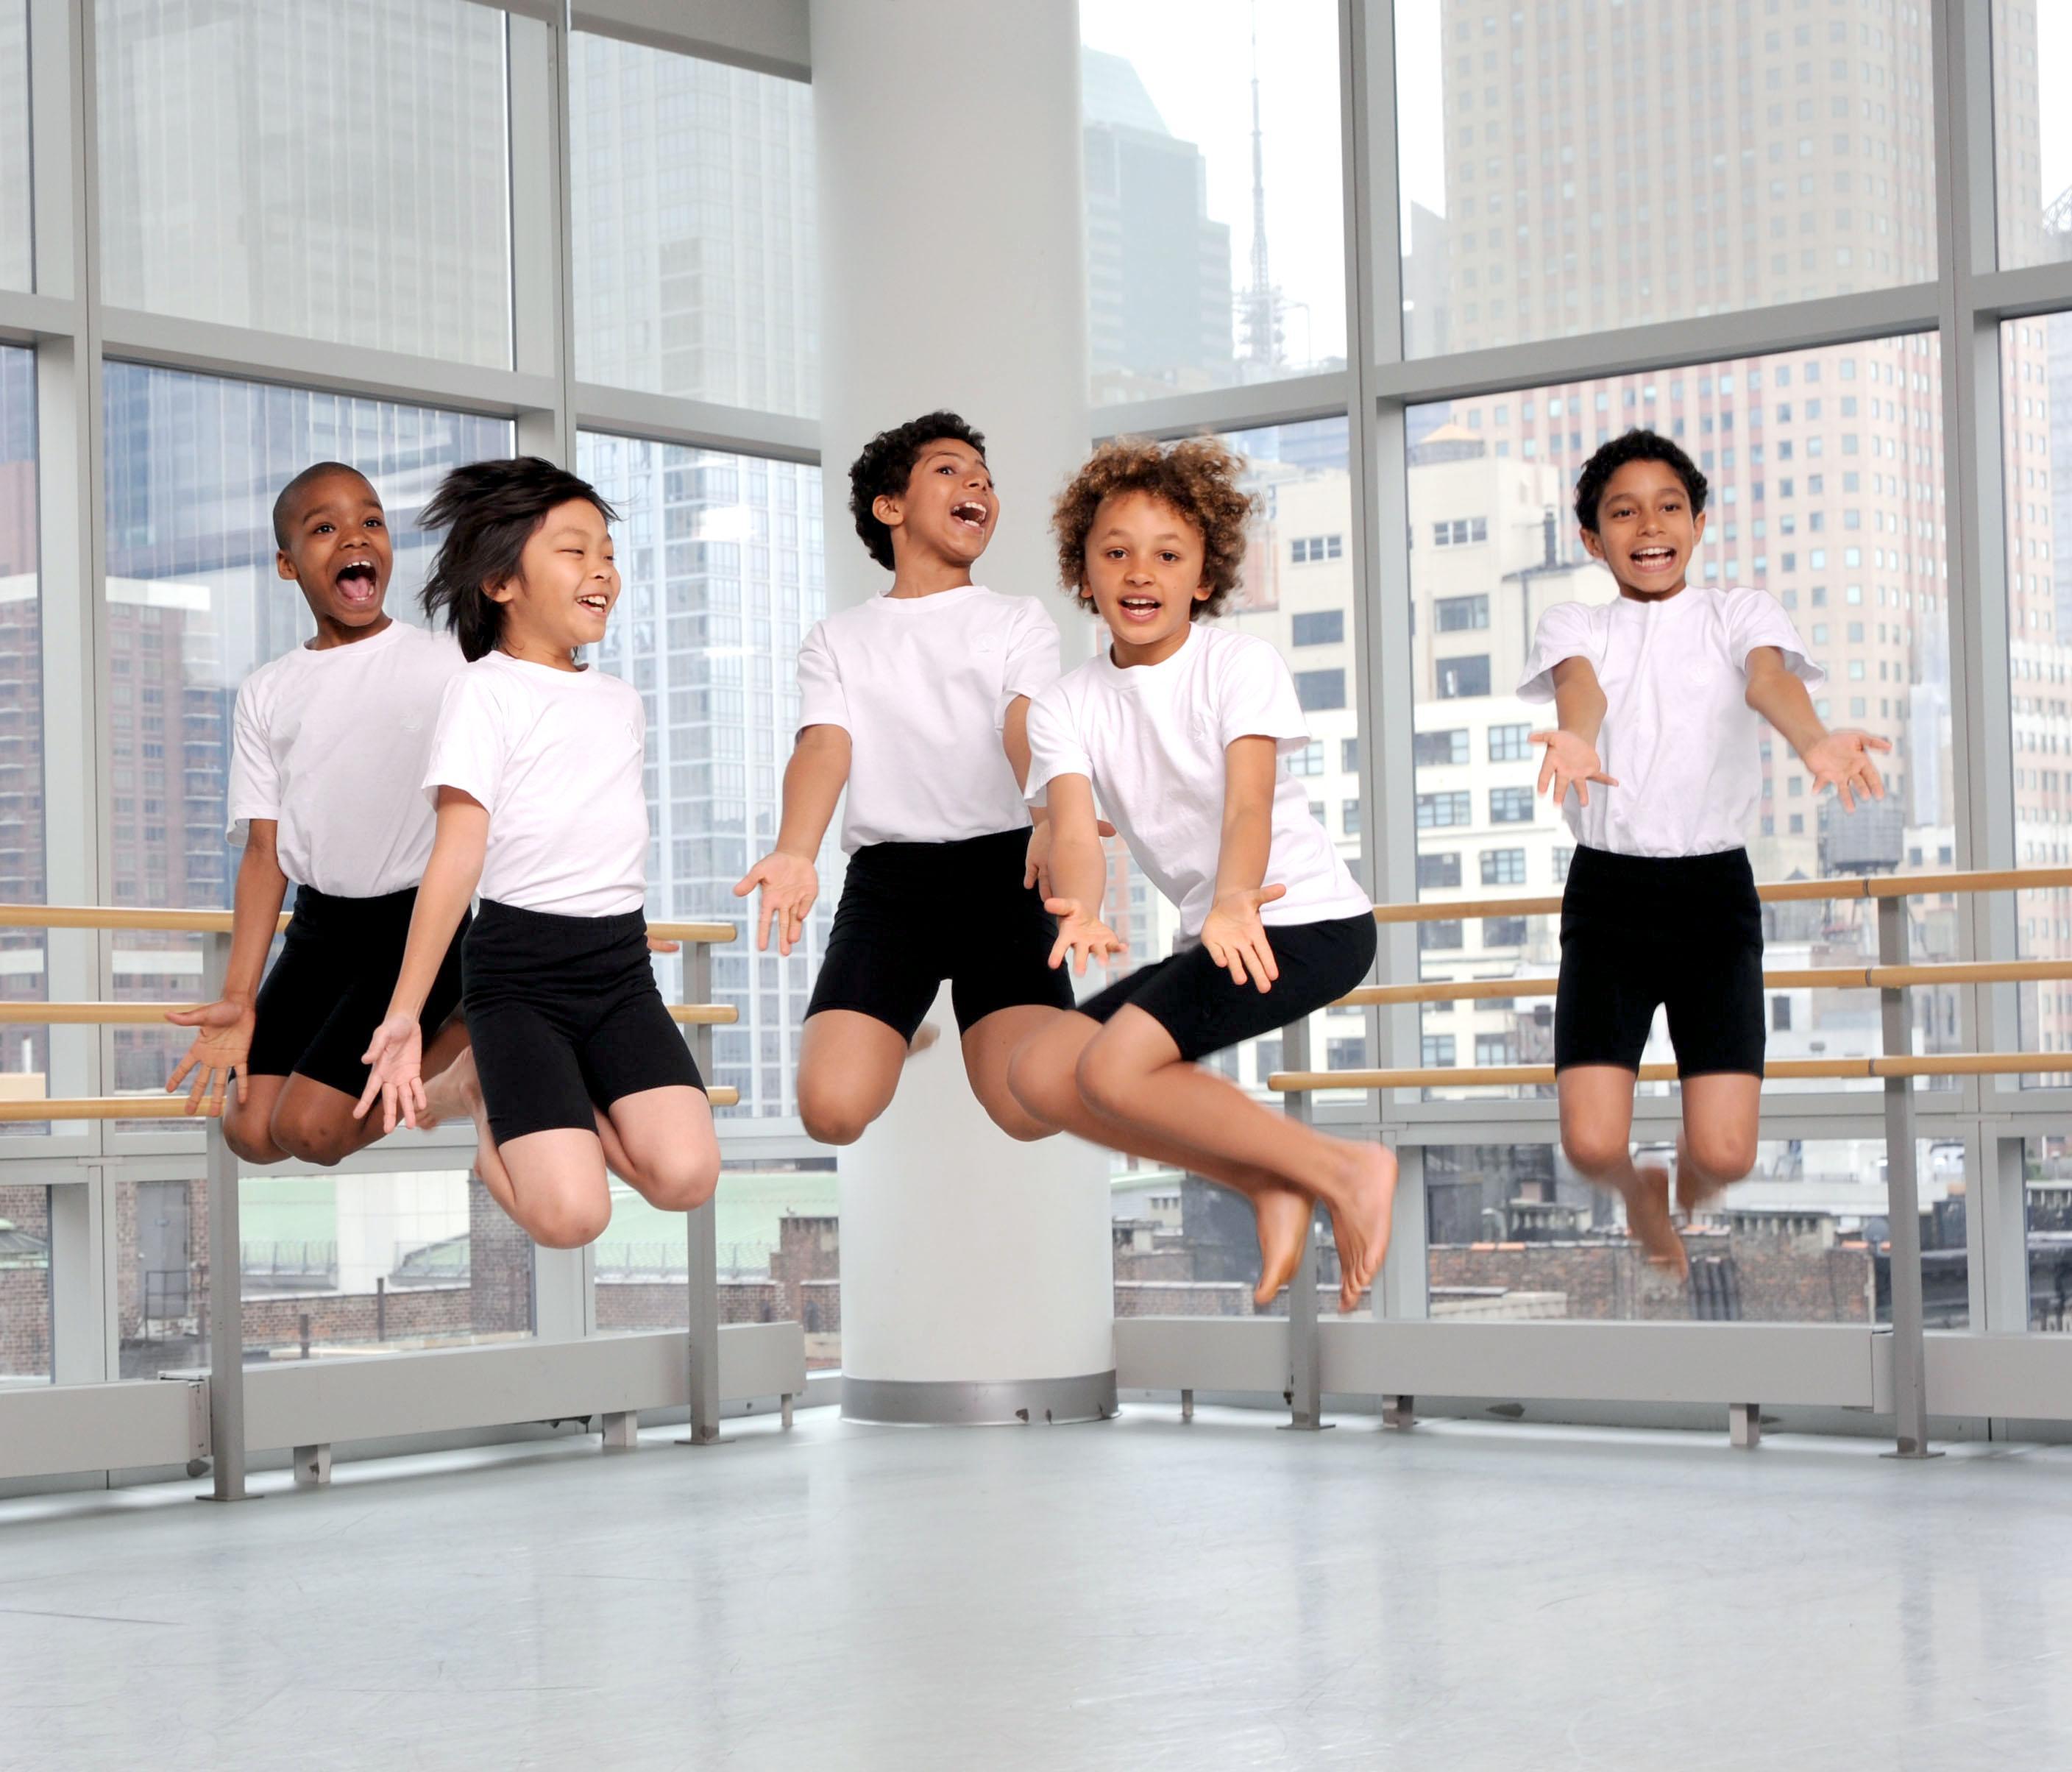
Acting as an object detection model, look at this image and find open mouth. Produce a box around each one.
[1629,546,1677,572]
[334,560,380,605]
[950,500,989,533]
[1115,595,1163,625]
[576,592,611,617]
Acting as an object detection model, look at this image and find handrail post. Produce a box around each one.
[1280,1016,1327,1431]
[199,928,251,1500]
[682,937,722,1446]
[1878,896,1940,1459]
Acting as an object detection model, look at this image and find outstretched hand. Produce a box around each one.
[1531,729,1617,809]
[163,997,254,1116]
[1802,729,1892,812]
[733,851,818,955]
[1044,897,1126,975]
[1201,884,1285,992]
[355,1013,426,1134]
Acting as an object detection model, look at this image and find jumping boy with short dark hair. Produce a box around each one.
[166,462,475,1164]
[734,411,1078,1147]
[1524,427,1890,1272]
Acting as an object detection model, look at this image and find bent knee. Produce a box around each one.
[799,1095,873,1147]
[1685,1133,1756,1184]
[1072,1040,1143,1122]
[1561,1125,1631,1177]
[221,1111,284,1166]
[636,1150,720,1213]
[1005,1045,1075,1125]
[269,1107,358,1169]
[529,1199,611,1250]
[982,1096,1057,1144]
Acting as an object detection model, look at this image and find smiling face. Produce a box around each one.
[486,497,620,664]
[1082,489,1213,667]
[1580,458,1706,600]
[275,469,394,642]
[873,438,997,570]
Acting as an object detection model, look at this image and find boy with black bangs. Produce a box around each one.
[1524,428,1890,1273]
[734,411,1078,1147]
[1005,436,1397,1314]
[166,462,475,1165]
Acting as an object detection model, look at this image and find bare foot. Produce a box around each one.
[1625,1162,1689,1275]
[415,1044,475,1131]
[907,1022,940,1057]
[1672,1136,1727,1219]
[1252,1185,1310,1308]
[1326,1143,1399,1313]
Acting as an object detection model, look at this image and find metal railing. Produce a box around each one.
[0,901,742,1498]
[1266,865,2072,1456]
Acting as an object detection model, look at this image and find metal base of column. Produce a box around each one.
[842,1371,1117,1427]
[1881,1446,1946,1461]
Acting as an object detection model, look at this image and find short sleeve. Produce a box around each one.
[1000,600,1064,717]
[795,620,848,734]
[1516,602,1599,702]
[1725,588,1826,691]
[1023,687,1094,804]
[422,668,507,812]
[1214,636,1310,757]
[224,675,280,842]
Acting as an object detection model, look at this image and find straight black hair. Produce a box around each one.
[419,457,619,661]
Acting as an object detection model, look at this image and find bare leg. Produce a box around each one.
[600,1085,720,1211]
[221,1073,289,1166]
[425,1045,519,1216]
[960,1003,1068,1142]
[796,1009,909,1145]
[1557,1064,1686,1275]
[494,1127,614,1248]
[412,1016,476,1128]
[1014,1009,1394,1311]
[1674,1072,1763,1216]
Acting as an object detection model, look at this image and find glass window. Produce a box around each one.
[1995,7,2068,269]
[1422,1035,1455,1067]
[1418,918,1463,950]
[1474,1033,1514,1067]
[2030,1136,2072,1333]
[1411,336,1957,1102]
[0,345,44,1130]
[1080,1,1344,402]
[1294,667,1346,710]
[1424,1140,1900,1323]
[1395,1,1937,356]
[578,432,826,1124]
[1416,790,1470,829]
[98,0,512,366]
[0,1181,51,1382]
[1480,848,1527,887]
[1341,737,1360,773]
[1417,851,1461,890]
[1414,728,1468,768]
[2001,316,2072,1076]
[1287,739,1325,777]
[1482,915,1528,947]
[0,3,27,293]
[570,34,817,417]
[101,365,512,1108]
[1435,594,1489,631]
[1341,797,1360,837]
[1292,609,1344,646]
[1488,722,1531,762]
[1437,655,1490,698]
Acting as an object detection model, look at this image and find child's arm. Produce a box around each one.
[1040,773,1125,974]
[1745,646,1892,810]
[1530,656,1619,809]
[356,790,487,1132]
[734,725,848,957]
[164,821,290,1113]
[1199,735,1287,992]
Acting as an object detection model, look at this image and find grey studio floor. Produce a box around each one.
[4,1407,2070,1772]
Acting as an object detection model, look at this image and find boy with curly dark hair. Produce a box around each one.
[734,411,1079,1146]
[1525,426,1889,1273]
[1004,437,1398,1314]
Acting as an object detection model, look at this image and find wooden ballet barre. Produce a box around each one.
[1269,1052,2072,1093]
[0,999,739,1026]
[0,904,742,946]
[1333,956,2072,1010]
[645,920,739,944]
[1363,863,2072,926]
[0,1085,743,1121]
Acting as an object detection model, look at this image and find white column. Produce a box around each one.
[812,0,1114,1422]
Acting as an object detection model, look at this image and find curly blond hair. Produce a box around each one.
[1051,436,1256,618]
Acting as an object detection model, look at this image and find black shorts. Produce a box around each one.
[246,885,469,1098]
[464,899,705,1145]
[1553,844,1765,1079]
[1074,912,1377,1065]
[806,828,1075,1041]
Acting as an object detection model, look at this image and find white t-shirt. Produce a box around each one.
[795,585,1062,851]
[227,619,466,899]
[1516,584,1825,858]
[1024,623,1372,940]
[422,652,650,917]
